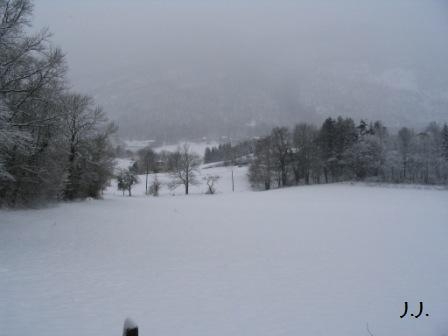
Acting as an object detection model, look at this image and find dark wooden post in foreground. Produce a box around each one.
[123,318,138,336]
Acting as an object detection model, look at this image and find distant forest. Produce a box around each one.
[204,118,448,189]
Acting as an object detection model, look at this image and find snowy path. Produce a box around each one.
[1,184,448,336]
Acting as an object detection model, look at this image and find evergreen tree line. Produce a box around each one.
[204,143,233,163]
[204,140,255,165]
[0,0,116,207]
[249,117,448,190]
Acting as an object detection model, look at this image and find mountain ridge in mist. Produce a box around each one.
[35,0,448,141]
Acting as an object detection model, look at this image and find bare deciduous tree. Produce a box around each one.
[0,0,67,205]
[271,127,291,187]
[397,127,413,180]
[117,168,139,197]
[168,144,201,195]
[149,174,161,196]
[204,175,220,194]
[61,94,115,200]
[248,136,274,190]
[292,123,319,185]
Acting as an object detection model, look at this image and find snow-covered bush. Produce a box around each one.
[204,175,220,194]
[117,169,139,196]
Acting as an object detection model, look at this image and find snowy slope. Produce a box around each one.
[123,140,219,156]
[154,141,219,156]
[110,165,249,197]
[1,172,448,336]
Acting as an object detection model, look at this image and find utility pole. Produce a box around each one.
[230,140,235,192]
[145,154,149,195]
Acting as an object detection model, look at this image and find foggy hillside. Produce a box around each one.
[35,0,448,141]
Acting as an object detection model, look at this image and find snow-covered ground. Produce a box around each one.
[111,164,249,196]
[1,165,448,336]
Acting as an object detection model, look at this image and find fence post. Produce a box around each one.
[123,318,138,336]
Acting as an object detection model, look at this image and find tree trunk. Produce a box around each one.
[185,168,189,195]
[265,180,271,190]
[403,158,407,180]
[293,167,300,185]
[281,170,287,187]
[65,142,77,200]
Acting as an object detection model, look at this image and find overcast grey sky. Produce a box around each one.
[32,0,448,139]
[34,0,448,82]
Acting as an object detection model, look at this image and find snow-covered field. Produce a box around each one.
[1,166,448,336]
[111,164,249,196]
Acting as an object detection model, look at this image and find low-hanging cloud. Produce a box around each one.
[35,0,448,140]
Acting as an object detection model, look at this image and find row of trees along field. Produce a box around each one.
[121,143,226,196]
[125,144,202,196]
[0,0,116,207]
[248,118,448,190]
